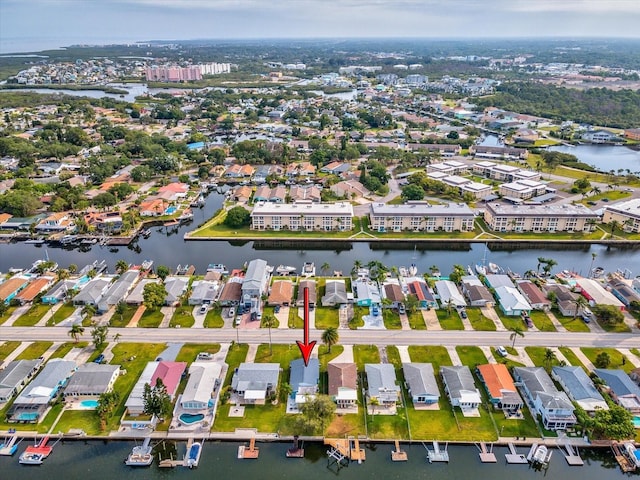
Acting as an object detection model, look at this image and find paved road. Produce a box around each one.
[1,326,637,349]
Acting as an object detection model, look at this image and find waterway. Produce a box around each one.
[2,192,639,276]
[549,144,640,174]
[0,440,626,480]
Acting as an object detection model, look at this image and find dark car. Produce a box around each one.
[274,305,281,313]
[94,354,105,364]
[460,310,468,319]
[523,315,533,328]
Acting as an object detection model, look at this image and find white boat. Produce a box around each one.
[475,264,487,276]
[276,265,297,275]
[624,442,640,469]
[0,435,18,456]
[186,441,202,468]
[125,437,153,467]
[532,445,547,464]
[466,266,475,276]
[141,260,153,271]
[178,209,194,221]
[19,451,45,465]
[207,263,229,274]
[25,239,45,245]
[409,263,418,276]
[488,262,503,274]
[301,262,316,277]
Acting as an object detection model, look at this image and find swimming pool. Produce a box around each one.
[80,400,99,409]
[15,413,39,421]
[164,206,177,215]
[633,416,640,428]
[179,413,204,425]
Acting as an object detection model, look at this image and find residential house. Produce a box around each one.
[551,366,608,413]
[330,180,369,199]
[231,363,280,405]
[6,359,76,423]
[460,276,494,307]
[290,185,321,203]
[542,283,584,317]
[14,275,56,304]
[434,280,466,308]
[594,369,640,414]
[322,280,348,306]
[218,279,242,306]
[513,367,576,430]
[0,359,42,402]
[73,277,112,307]
[150,361,187,400]
[41,279,77,305]
[126,278,159,305]
[268,280,294,306]
[574,278,625,311]
[254,185,271,202]
[441,366,482,415]
[494,286,532,316]
[125,361,187,417]
[328,362,358,410]
[158,182,189,200]
[516,280,550,310]
[289,358,320,409]
[383,282,405,308]
[232,185,252,202]
[97,270,139,313]
[353,279,381,307]
[0,276,30,304]
[163,276,189,306]
[407,279,438,309]
[35,212,75,233]
[139,198,169,217]
[476,363,523,414]
[296,280,317,307]
[365,364,400,413]
[608,276,640,307]
[242,259,270,309]
[403,363,440,407]
[581,129,620,143]
[188,280,220,305]
[63,363,120,400]
[180,362,222,410]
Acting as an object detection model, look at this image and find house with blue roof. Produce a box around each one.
[289,358,319,411]
[594,369,640,414]
[552,366,608,413]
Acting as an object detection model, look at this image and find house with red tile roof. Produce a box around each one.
[476,363,523,414]
[516,280,550,310]
[139,198,169,216]
[15,276,56,304]
[267,280,294,306]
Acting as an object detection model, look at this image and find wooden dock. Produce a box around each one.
[611,442,636,473]
[426,441,449,463]
[504,443,528,464]
[562,441,584,466]
[391,440,408,462]
[477,442,497,463]
[324,437,366,463]
[238,437,259,459]
[286,436,304,458]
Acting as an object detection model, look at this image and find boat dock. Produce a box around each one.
[185,438,202,468]
[325,437,366,464]
[561,441,584,466]
[611,442,636,473]
[286,436,304,458]
[426,441,449,463]
[504,443,528,464]
[476,442,496,463]
[0,434,19,456]
[238,437,259,459]
[391,440,408,462]
[527,443,552,468]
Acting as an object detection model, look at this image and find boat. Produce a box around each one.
[409,263,418,276]
[178,209,194,221]
[125,437,153,467]
[207,263,229,274]
[475,264,487,276]
[80,238,97,245]
[591,266,605,278]
[141,260,153,271]
[488,262,503,274]
[19,435,52,465]
[301,262,316,277]
[60,234,78,245]
[276,265,297,275]
[466,265,475,276]
[25,239,45,245]
[0,435,18,456]
[141,229,152,238]
[186,441,202,468]
[624,442,640,469]
[532,445,547,464]
[19,452,45,465]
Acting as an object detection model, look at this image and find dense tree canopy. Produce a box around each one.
[224,206,251,228]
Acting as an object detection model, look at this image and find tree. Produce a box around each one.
[509,326,524,349]
[401,183,425,201]
[296,395,336,434]
[404,294,420,314]
[594,351,611,369]
[608,220,621,238]
[592,304,624,326]
[572,295,589,319]
[591,404,635,440]
[142,378,172,419]
[224,206,251,228]
[82,304,96,324]
[115,259,129,274]
[541,258,557,277]
[262,314,277,354]
[321,262,331,276]
[156,265,170,281]
[543,348,557,372]
[115,301,127,323]
[91,324,109,350]
[448,264,466,285]
[113,332,121,344]
[96,391,120,431]
[588,252,598,278]
[68,323,85,343]
[143,282,167,310]
[321,327,339,353]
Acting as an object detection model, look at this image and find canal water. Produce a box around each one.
[0,440,626,480]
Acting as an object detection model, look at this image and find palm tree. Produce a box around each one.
[608,220,621,238]
[262,314,277,354]
[351,260,363,277]
[543,348,557,372]
[82,304,96,324]
[321,327,339,353]
[536,257,547,274]
[321,262,331,276]
[509,326,524,349]
[68,323,85,343]
[589,186,601,196]
[572,295,588,319]
[115,259,129,274]
[542,258,557,277]
[588,252,598,278]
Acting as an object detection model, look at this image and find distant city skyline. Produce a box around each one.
[1,0,639,54]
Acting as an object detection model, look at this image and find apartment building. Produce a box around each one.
[484,203,598,232]
[499,180,548,200]
[250,202,354,231]
[602,198,640,233]
[369,202,475,233]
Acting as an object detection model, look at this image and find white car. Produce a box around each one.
[496,346,508,357]
[228,307,235,318]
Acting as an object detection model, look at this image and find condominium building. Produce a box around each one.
[602,199,640,233]
[145,65,202,82]
[473,162,540,182]
[499,180,548,200]
[369,202,475,233]
[250,202,354,231]
[484,203,598,232]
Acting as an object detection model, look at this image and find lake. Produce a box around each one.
[549,144,640,174]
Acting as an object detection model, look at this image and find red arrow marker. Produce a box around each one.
[296,286,316,367]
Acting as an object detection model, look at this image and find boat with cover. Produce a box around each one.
[125,437,153,467]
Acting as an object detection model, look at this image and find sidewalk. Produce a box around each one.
[570,347,595,370]
[1,341,33,364]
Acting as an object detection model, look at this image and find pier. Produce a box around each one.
[325,437,366,464]
[504,442,528,464]
[391,440,408,462]
[238,437,259,459]
[0,434,19,456]
[561,441,584,466]
[286,436,304,458]
[476,442,497,463]
[426,441,449,463]
[611,442,636,473]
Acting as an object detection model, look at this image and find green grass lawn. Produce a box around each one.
[354,345,380,371]
[407,311,426,329]
[385,346,401,367]
[456,346,488,368]
[204,305,224,328]
[15,341,53,360]
[631,348,640,360]
[50,342,88,359]
[175,343,220,363]
[318,345,344,372]
[595,318,631,333]
[223,343,249,386]
[137,308,164,327]
[350,306,367,329]
[368,406,410,439]
[408,346,452,369]
[496,311,528,331]
[169,304,195,328]
[556,313,591,332]
[558,347,587,370]
[48,303,77,326]
[525,346,561,369]
[12,304,51,326]
[255,344,301,369]
[0,306,17,325]
[314,307,339,329]
[581,347,633,373]
[529,311,556,332]
[467,308,496,331]
[492,348,525,368]
[54,410,102,436]
[213,402,296,434]
[326,412,365,438]
[108,304,138,328]
[492,405,541,439]
[382,309,402,329]
[0,341,20,360]
[435,309,464,330]
[288,307,303,328]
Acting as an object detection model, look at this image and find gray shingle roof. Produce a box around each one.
[290,358,319,392]
[552,366,604,403]
[365,363,399,401]
[441,365,476,397]
[595,369,640,397]
[403,363,439,398]
[64,363,120,396]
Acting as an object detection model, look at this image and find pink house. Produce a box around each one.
[151,361,187,398]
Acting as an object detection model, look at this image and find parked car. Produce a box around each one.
[228,307,235,317]
[199,305,208,315]
[274,305,281,314]
[581,314,591,323]
[522,313,533,328]
[94,354,105,364]
[256,311,262,321]
[398,304,406,315]
[496,346,508,357]
[460,310,468,319]
[372,305,380,316]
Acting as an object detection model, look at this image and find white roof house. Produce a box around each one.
[434,280,466,307]
[231,363,280,404]
[180,362,222,410]
[574,278,625,310]
[164,276,189,305]
[63,363,120,398]
[495,286,531,316]
[125,361,158,415]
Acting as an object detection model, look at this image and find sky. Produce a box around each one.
[1,0,639,53]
